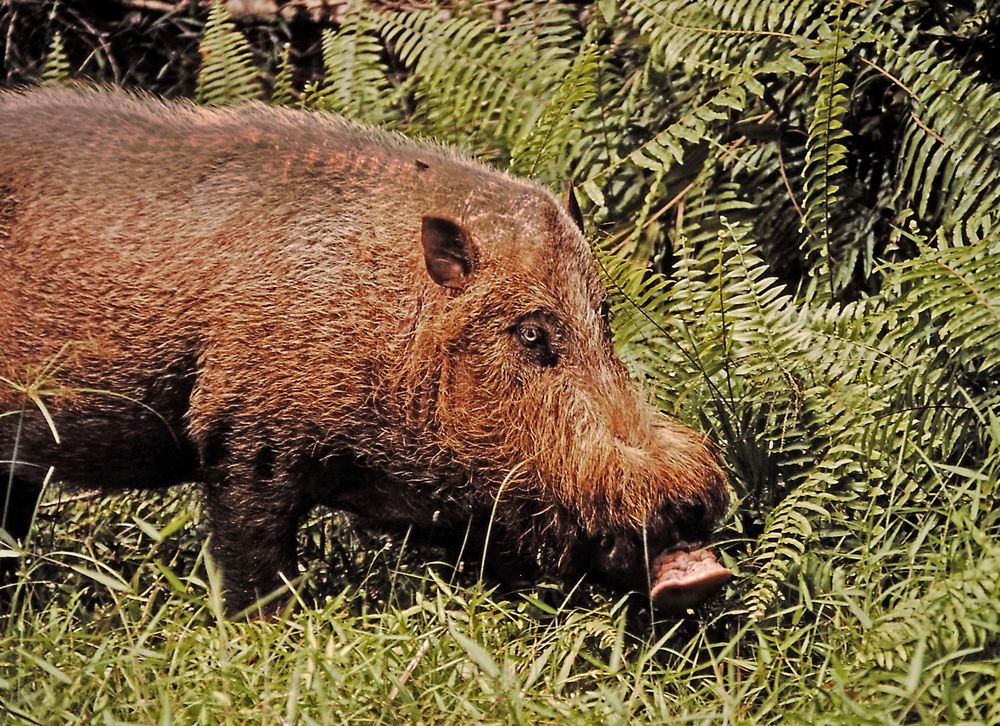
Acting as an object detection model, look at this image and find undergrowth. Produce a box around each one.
[5,484,996,723]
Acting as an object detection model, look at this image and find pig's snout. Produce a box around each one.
[592,461,731,609]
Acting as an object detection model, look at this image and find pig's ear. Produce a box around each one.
[563,180,585,233]
[421,216,477,291]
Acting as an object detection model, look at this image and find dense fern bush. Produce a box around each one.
[4,1,999,722]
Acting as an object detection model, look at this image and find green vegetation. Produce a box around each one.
[3,0,999,722]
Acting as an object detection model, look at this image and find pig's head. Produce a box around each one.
[394,184,731,610]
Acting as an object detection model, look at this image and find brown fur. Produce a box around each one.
[0,86,728,612]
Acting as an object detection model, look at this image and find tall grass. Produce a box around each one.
[3,479,997,723]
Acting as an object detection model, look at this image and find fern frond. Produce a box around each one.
[195,2,262,107]
[874,37,1000,242]
[270,43,296,107]
[884,240,1000,374]
[305,14,397,125]
[579,56,791,212]
[508,42,600,180]
[800,17,854,294]
[714,0,825,37]
[41,31,69,86]
[744,445,845,621]
[621,0,814,72]
[373,5,579,154]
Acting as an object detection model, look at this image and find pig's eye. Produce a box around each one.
[511,314,559,366]
[516,323,546,348]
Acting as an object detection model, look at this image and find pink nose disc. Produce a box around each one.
[650,547,731,612]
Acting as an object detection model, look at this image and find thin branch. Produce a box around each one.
[38,490,102,509]
[388,637,433,701]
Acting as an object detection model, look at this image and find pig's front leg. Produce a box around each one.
[203,454,309,616]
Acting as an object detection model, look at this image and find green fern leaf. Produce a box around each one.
[800,18,854,294]
[41,31,70,86]
[270,43,296,107]
[373,5,578,154]
[509,42,600,179]
[306,14,397,125]
[196,2,262,107]
[876,37,1000,242]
